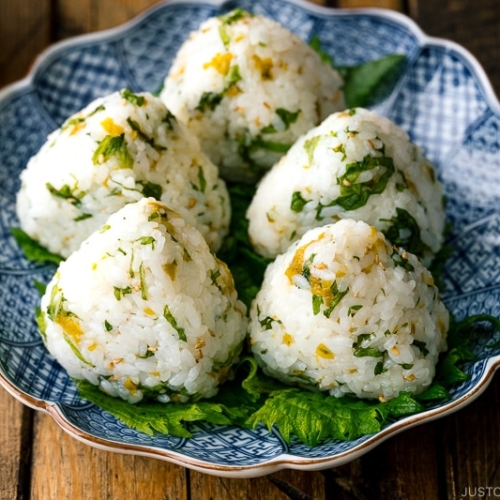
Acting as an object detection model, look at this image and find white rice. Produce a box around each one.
[247,108,446,266]
[160,9,345,182]
[16,89,230,258]
[39,198,248,404]
[249,219,449,401]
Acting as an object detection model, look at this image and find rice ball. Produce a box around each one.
[160,9,345,182]
[38,198,248,404]
[17,88,230,257]
[249,219,449,401]
[247,108,446,266]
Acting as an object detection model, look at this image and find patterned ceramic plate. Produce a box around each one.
[1,0,499,478]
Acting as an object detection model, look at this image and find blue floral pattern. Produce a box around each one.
[0,0,499,475]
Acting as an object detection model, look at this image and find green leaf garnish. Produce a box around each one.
[135,180,163,200]
[46,182,84,207]
[92,134,133,169]
[315,154,394,219]
[309,35,407,108]
[163,305,187,341]
[218,9,252,48]
[120,88,145,106]
[217,183,272,308]
[196,92,224,112]
[10,228,64,265]
[341,54,407,108]
[382,207,428,259]
[290,191,308,213]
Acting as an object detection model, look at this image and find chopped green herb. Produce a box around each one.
[304,135,321,165]
[333,143,347,161]
[113,286,132,300]
[348,305,363,316]
[74,213,93,222]
[400,363,414,370]
[218,9,252,47]
[391,250,415,272]
[413,340,429,356]
[163,109,177,129]
[136,180,163,200]
[139,262,148,300]
[312,294,323,315]
[148,211,162,221]
[64,335,94,366]
[277,107,301,130]
[197,166,207,193]
[60,105,105,132]
[259,316,275,330]
[46,182,83,207]
[236,133,291,169]
[137,236,156,249]
[323,283,349,318]
[104,320,113,332]
[352,333,374,349]
[163,305,187,341]
[301,253,315,282]
[316,154,394,219]
[261,108,300,134]
[290,191,308,213]
[196,91,224,112]
[195,63,269,135]
[61,116,85,131]
[121,88,146,106]
[374,360,386,375]
[382,207,427,259]
[250,136,290,153]
[127,118,166,152]
[354,346,384,358]
[225,64,242,88]
[92,134,133,169]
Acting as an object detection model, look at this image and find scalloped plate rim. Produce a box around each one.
[1,354,500,478]
[1,0,500,479]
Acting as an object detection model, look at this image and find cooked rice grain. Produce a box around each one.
[249,219,449,401]
[40,198,247,404]
[17,89,230,257]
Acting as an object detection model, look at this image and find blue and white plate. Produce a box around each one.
[1,0,499,478]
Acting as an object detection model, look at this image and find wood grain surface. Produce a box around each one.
[1,1,499,499]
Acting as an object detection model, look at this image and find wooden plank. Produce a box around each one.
[0,388,33,500]
[0,0,52,88]
[29,412,189,500]
[361,423,442,499]
[53,0,161,38]
[440,376,500,500]
[338,0,404,9]
[189,468,326,499]
[319,422,441,499]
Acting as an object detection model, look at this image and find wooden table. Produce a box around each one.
[1,1,499,499]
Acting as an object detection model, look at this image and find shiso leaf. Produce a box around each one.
[217,183,272,308]
[10,227,64,265]
[238,356,289,400]
[416,384,450,402]
[77,380,243,438]
[309,34,407,108]
[72,312,500,445]
[76,365,264,438]
[340,54,407,108]
[245,389,424,446]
